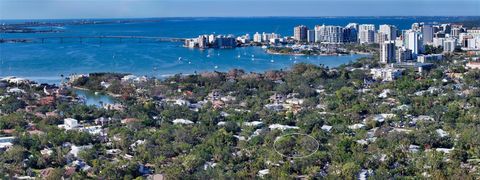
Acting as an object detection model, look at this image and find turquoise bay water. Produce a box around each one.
[0,42,365,84]
[73,88,115,107]
[0,17,465,84]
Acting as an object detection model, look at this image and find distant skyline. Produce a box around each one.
[1,0,479,20]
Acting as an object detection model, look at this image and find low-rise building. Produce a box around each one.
[417,54,443,63]
[370,68,404,81]
[63,118,78,130]
[466,62,480,69]
[0,136,15,150]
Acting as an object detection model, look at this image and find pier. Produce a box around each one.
[0,36,186,43]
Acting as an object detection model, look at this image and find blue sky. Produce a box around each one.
[1,0,479,19]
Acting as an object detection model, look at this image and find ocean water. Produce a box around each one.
[0,17,468,84]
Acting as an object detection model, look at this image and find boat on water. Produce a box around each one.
[178,57,182,61]
[261,45,268,49]
[270,60,275,63]
[214,65,218,69]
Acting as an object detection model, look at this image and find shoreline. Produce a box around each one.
[71,86,122,98]
[266,49,372,56]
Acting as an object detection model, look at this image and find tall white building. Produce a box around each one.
[197,35,208,48]
[359,24,375,44]
[375,32,388,44]
[443,38,457,52]
[253,32,262,43]
[381,41,396,64]
[314,25,343,44]
[208,34,216,44]
[433,37,445,47]
[379,24,397,41]
[406,30,423,57]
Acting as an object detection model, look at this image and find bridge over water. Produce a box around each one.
[0,36,187,43]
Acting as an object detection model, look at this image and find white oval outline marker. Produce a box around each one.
[273,133,320,159]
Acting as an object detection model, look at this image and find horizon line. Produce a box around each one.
[1,15,480,21]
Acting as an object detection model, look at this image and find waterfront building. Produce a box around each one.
[261,32,281,42]
[343,25,358,43]
[379,24,397,41]
[359,24,375,44]
[253,32,262,43]
[314,25,343,44]
[262,33,271,42]
[208,34,216,44]
[269,38,281,44]
[307,30,315,43]
[346,23,359,30]
[214,35,236,48]
[198,35,208,49]
[237,34,250,44]
[314,25,322,43]
[236,34,250,44]
[184,38,197,48]
[380,41,396,64]
[294,25,308,42]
